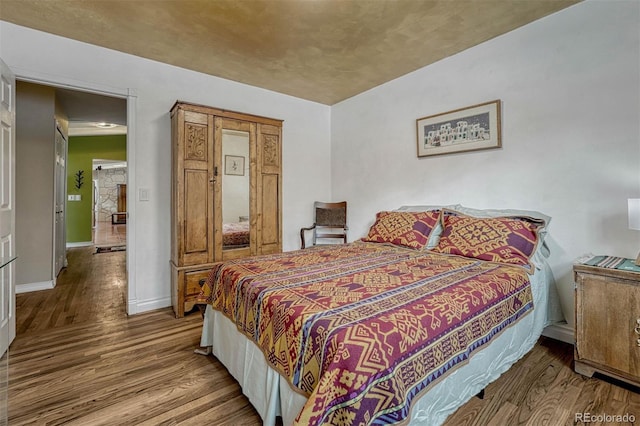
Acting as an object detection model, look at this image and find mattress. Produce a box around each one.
[199,250,553,425]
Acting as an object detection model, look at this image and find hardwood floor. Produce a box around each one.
[92,221,126,247]
[9,247,261,426]
[8,247,639,425]
[15,247,126,334]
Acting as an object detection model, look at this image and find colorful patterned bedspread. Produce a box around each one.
[198,242,533,425]
[222,221,250,247]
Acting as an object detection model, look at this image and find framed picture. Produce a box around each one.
[416,100,501,157]
[224,155,245,176]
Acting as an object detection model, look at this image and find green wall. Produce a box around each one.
[67,135,127,243]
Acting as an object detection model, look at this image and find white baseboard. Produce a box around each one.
[134,297,172,314]
[127,299,137,315]
[17,280,55,294]
[67,241,93,248]
[542,322,574,344]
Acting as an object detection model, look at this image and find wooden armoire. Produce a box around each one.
[170,101,282,317]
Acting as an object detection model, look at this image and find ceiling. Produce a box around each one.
[55,88,127,136]
[1,0,579,106]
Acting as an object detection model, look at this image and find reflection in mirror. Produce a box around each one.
[222,129,250,250]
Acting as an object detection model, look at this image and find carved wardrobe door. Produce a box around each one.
[172,108,214,267]
[170,101,282,317]
[256,122,282,256]
[170,105,215,317]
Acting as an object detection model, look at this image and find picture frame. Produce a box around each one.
[224,155,245,176]
[416,100,501,157]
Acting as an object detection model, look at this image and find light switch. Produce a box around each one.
[76,194,82,201]
[139,188,149,201]
[68,195,74,201]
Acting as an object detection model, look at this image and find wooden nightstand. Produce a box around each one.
[573,263,640,387]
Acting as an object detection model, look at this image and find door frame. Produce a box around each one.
[14,67,138,315]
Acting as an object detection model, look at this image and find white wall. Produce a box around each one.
[331,0,640,327]
[0,22,332,312]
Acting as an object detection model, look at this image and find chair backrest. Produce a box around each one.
[315,202,346,227]
[313,201,347,245]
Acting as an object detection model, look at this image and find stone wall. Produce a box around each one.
[94,167,127,222]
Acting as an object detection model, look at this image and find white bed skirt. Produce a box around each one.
[200,264,552,426]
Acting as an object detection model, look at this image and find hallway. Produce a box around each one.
[15,246,127,333]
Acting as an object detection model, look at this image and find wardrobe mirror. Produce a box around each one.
[221,129,250,251]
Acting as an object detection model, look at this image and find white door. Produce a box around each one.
[53,126,66,276]
[0,58,16,357]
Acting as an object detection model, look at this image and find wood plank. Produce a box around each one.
[486,401,518,426]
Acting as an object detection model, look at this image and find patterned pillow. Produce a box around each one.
[432,212,543,271]
[363,210,440,250]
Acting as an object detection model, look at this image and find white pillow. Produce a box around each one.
[396,204,462,212]
[454,205,551,226]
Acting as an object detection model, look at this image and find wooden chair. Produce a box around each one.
[300,201,348,249]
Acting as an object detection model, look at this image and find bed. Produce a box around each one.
[197,206,558,425]
[222,221,250,249]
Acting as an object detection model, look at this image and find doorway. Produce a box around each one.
[14,80,130,312]
[92,159,128,250]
